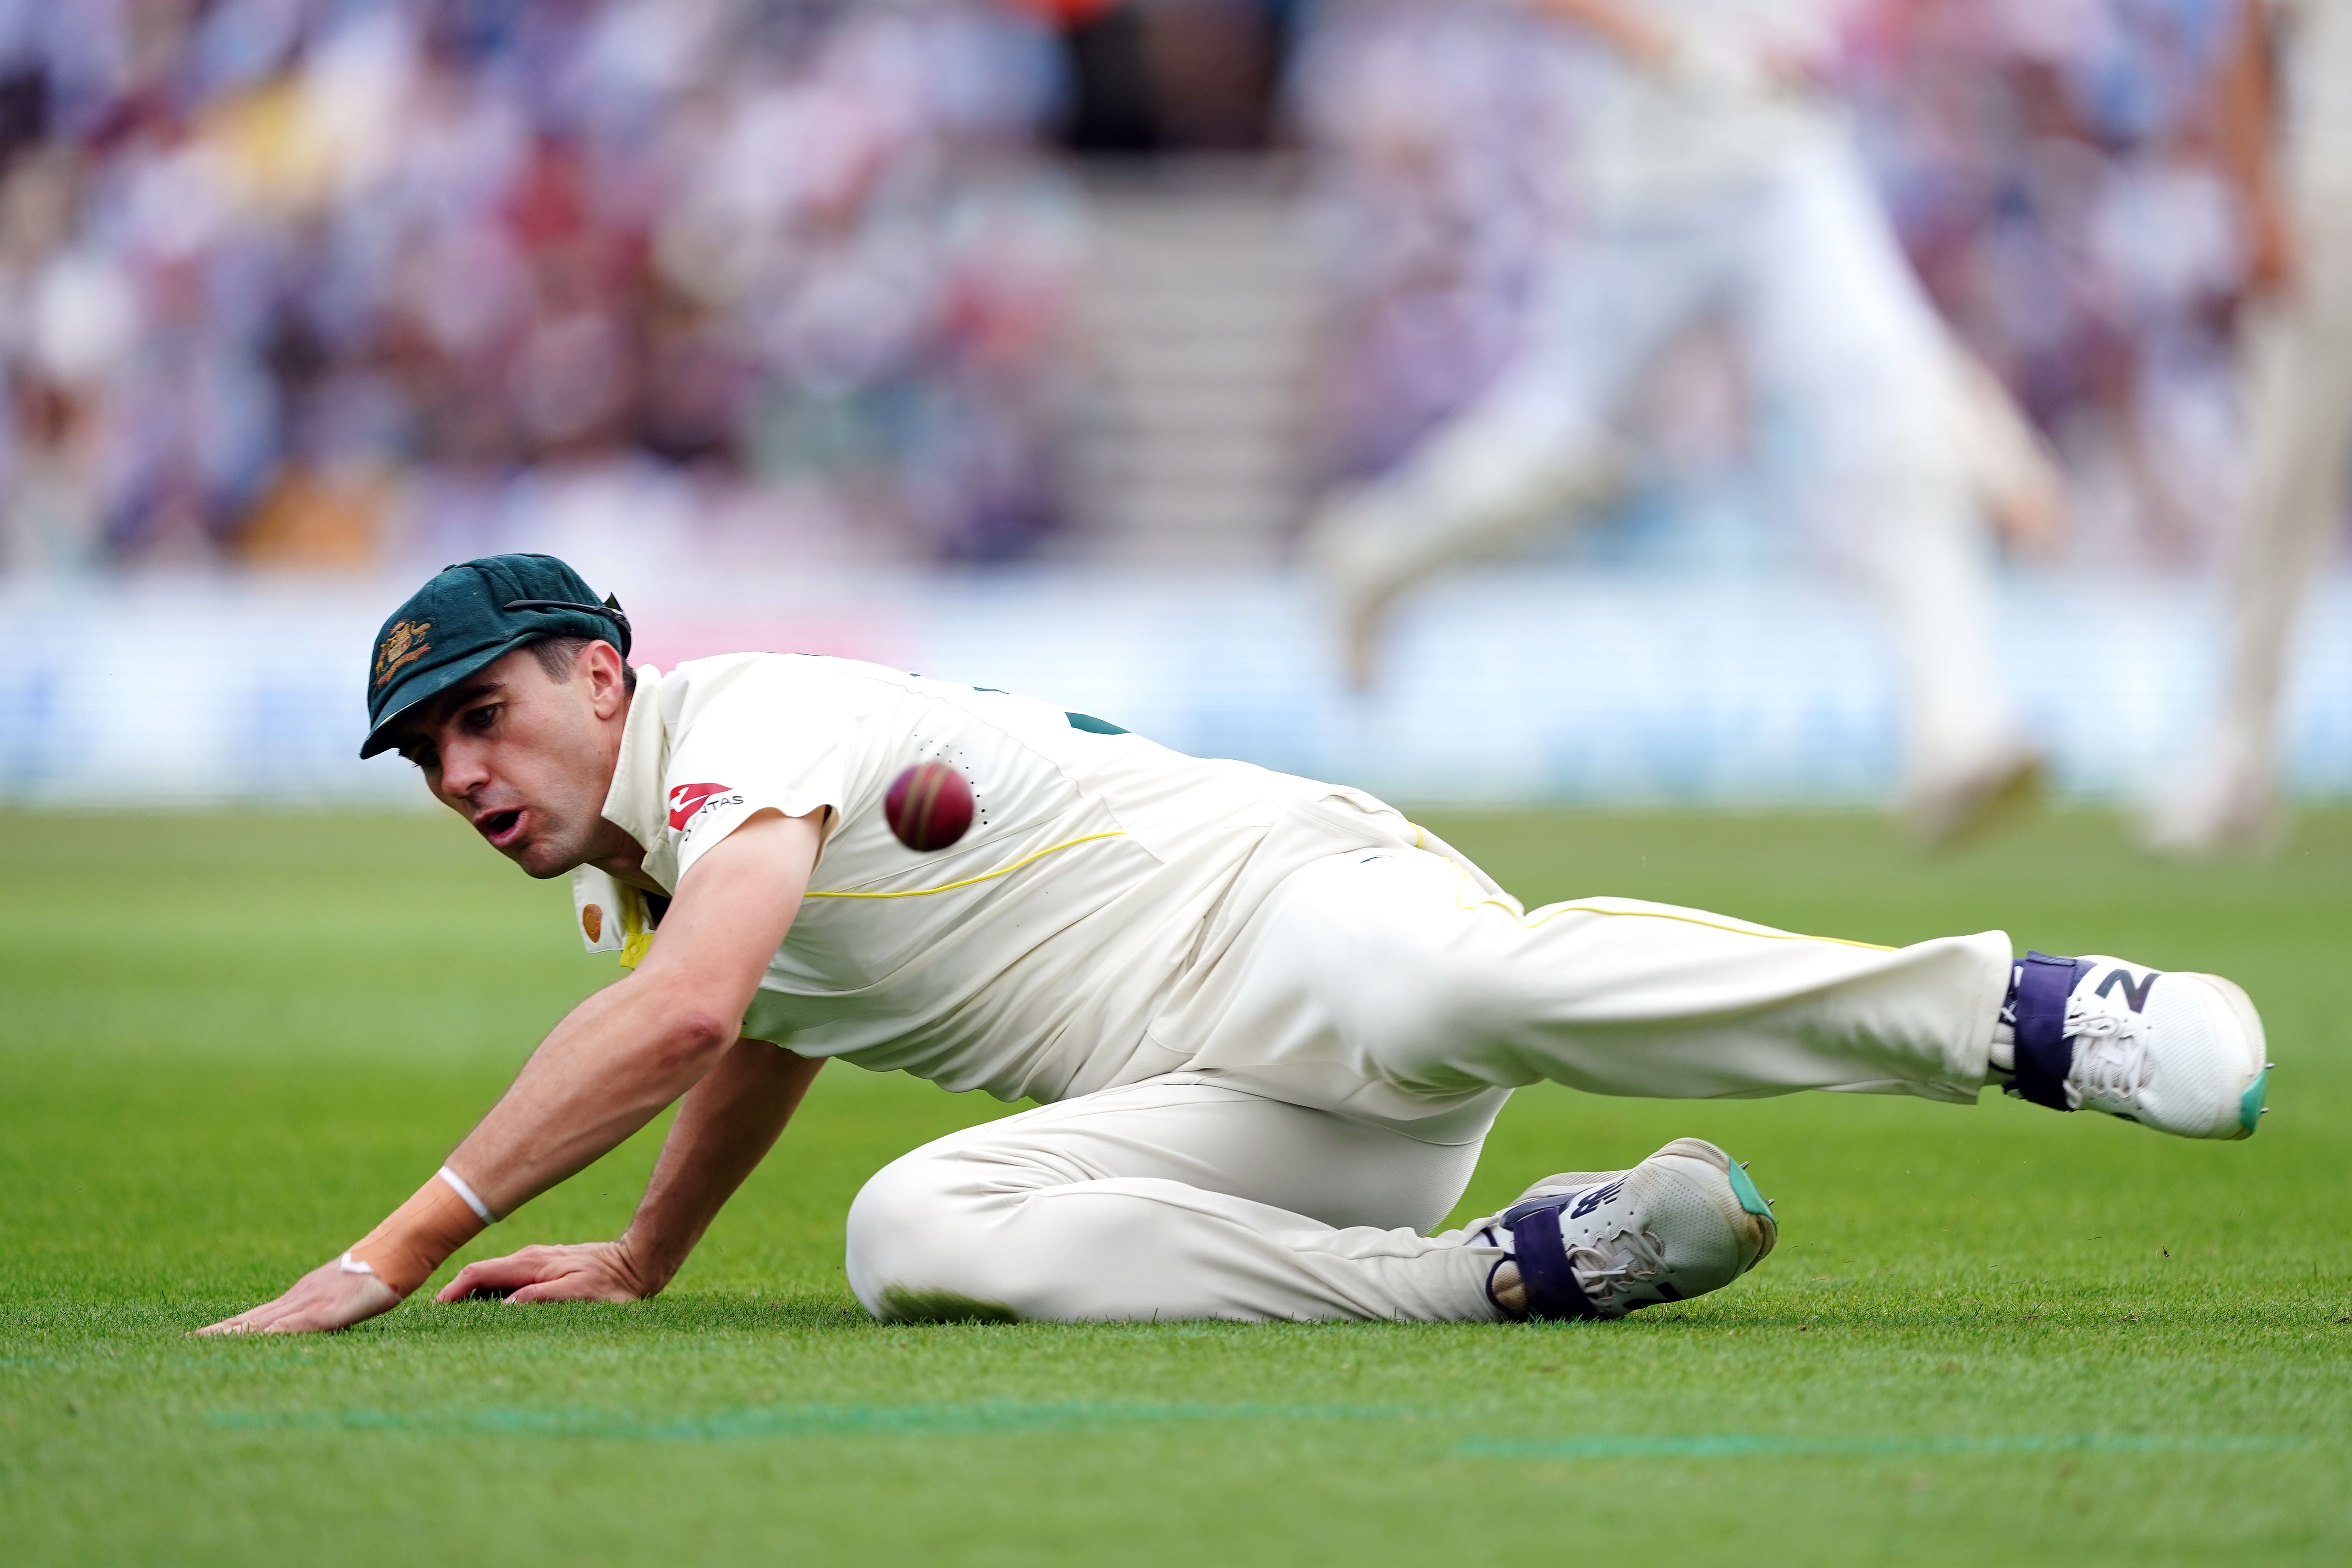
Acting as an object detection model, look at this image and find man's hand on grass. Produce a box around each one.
[195,1257,404,1335]
[438,1241,657,1305]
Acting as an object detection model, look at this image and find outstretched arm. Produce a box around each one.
[437,1038,824,1303]
[1527,0,1675,70]
[198,809,823,1334]
[1526,0,1817,94]
[2213,0,2290,297]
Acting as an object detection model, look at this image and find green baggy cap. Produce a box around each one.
[360,554,632,759]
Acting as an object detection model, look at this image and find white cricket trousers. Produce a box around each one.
[2200,0,2352,795]
[845,847,2011,1323]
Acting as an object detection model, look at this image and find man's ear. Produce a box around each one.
[582,640,630,721]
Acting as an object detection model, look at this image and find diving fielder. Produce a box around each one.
[203,555,2269,1333]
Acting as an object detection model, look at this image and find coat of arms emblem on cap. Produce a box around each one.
[373,620,432,688]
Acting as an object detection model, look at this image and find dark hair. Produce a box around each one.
[526,636,636,694]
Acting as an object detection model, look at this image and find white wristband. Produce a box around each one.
[436,1165,497,1224]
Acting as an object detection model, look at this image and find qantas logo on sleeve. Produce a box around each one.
[666,782,740,831]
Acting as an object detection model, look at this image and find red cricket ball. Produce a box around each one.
[885,760,975,852]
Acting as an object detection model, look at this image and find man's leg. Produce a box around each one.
[2149,1,2352,854]
[1301,219,1718,687]
[844,1078,1503,1322]
[845,853,2263,1326]
[1185,848,2006,1109]
[846,1073,1779,1325]
[1180,848,2268,1141]
[845,1078,1771,1325]
[1742,137,2038,845]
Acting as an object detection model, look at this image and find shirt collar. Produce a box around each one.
[599,665,668,860]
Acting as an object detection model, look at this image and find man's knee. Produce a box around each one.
[844,1145,1035,1322]
[845,1151,949,1313]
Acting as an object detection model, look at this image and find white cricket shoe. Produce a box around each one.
[1902,740,2046,848]
[1479,1138,1777,1321]
[1300,484,1414,693]
[2141,738,2284,858]
[2006,952,2270,1140]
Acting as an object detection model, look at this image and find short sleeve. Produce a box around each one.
[661,659,873,882]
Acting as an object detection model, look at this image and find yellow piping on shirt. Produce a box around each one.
[803,830,1129,900]
[1408,822,1895,953]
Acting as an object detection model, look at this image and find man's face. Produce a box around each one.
[392,643,630,879]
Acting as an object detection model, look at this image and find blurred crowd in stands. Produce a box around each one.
[0,0,2304,576]
[0,0,1086,572]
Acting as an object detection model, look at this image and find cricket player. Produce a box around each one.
[1304,0,2054,845]
[2148,0,2336,855]
[202,555,2268,1334]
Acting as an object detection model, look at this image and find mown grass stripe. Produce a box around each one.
[203,1404,2308,1459]
[1459,1434,2305,1461]
[208,1399,1416,1441]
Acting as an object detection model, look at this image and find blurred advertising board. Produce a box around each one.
[2,570,2348,809]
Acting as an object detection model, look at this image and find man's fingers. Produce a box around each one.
[195,1294,301,1334]
[214,1250,641,1315]
[192,1265,403,1335]
[225,1296,298,1330]
[437,1252,557,1302]
[503,1271,630,1305]
[437,1262,500,1302]
[195,1303,290,1335]
[500,1280,574,1305]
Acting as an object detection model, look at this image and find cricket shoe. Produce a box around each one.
[2003,953,2270,1139]
[1302,485,1413,694]
[1479,1139,1777,1321]
[2140,732,2285,858]
[1902,740,2046,848]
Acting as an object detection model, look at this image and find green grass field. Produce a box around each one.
[4,807,2349,1566]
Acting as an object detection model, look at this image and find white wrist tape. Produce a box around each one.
[436,1165,498,1224]
[348,1176,488,1296]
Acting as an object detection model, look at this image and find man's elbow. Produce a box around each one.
[645,1000,738,1077]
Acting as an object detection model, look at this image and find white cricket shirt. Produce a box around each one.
[569,653,1441,1104]
[1562,0,1842,215]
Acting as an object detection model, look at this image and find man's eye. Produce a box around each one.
[464,704,501,732]
[405,746,438,771]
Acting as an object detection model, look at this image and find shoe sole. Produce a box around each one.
[2181,972,2270,1139]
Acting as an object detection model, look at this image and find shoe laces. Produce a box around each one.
[2064,993,2150,1111]
[1568,1227,1667,1310]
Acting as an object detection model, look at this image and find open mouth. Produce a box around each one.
[481,809,524,847]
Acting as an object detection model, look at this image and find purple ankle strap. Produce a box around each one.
[1511,1202,1604,1322]
[2012,951,2092,1112]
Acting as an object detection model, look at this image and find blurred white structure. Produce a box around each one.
[5,568,2350,809]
